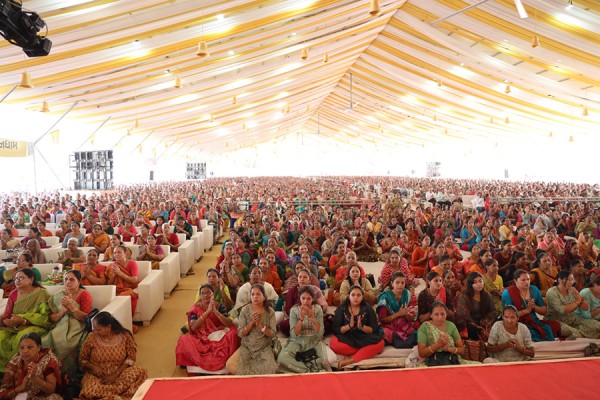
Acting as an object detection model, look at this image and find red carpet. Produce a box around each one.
[137,358,599,400]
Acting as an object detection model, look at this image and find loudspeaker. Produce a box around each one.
[504,169,509,178]
[149,171,154,181]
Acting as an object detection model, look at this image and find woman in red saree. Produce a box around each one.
[0,332,62,400]
[106,246,139,316]
[175,284,239,371]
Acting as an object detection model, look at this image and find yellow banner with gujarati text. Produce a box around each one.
[0,138,28,157]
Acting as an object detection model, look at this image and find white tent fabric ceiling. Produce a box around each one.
[0,0,598,155]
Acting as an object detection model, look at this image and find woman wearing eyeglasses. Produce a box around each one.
[0,268,51,372]
[42,270,92,373]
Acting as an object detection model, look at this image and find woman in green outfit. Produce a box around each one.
[417,301,479,366]
[545,270,600,339]
[0,268,51,372]
[278,286,331,373]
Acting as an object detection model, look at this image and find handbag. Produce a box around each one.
[463,340,487,362]
[425,351,460,367]
[85,308,100,333]
[295,348,318,363]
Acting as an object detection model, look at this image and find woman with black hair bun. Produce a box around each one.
[79,311,147,400]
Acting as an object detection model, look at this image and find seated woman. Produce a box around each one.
[411,236,435,278]
[258,257,282,295]
[54,220,71,243]
[26,238,47,264]
[236,284,278,375]
[458,244,480,278]
[529,251,558,297]
[483,259,504,314]
[280,268,328,336]
[378,247,413,290]
[103,234,132,262]
[352,226,378,262]
[82,224,110,254]
[136,234,164,270]
[569,259,587,292]
[501,269,560,342]
[149,216,165,236]
[106,246,139,317]
[469,249,491,275]
[176,284,239,371]
[577,276,600,321]
[221,252,250,299]
[558,240,582,271]
[62,222,85,248]
[333,251,360,290]
[0,268,51,372]
[418,271,456,324]
[545,270,600,339]
[77,248,107,285]
[194,269,233,310]
[330,285,384,368]
[377,271,417,348]
[443,269,463,310]
[278,286,331,373]
[117,218,137,244]
[486,305,534,362]
[1,253,42,297]
[215,241,234,273]
[134,224,152,246]
[501,250,529,287]
[417,302,476,366]
[79,312,147,400]
[56,237,86,269]
[339,263,376,306]
[0,332,62,400]
[456,272,498,341]
[283,261,320,295]
[43,270,92,373]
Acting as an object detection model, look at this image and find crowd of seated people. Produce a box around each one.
[1,175,600,384]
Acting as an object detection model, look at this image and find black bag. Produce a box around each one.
[85,308,100,332]
[60,370,82,400]
[295,348,318,363]
[425,351,460,367]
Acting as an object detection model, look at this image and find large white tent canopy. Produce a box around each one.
[0,0,598,190]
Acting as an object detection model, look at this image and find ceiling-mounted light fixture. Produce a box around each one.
[437,79,443,87]
[174,76,182,88]
[20,71,33,88]
[505,84,511,94]
[531,34,540,48]
[40,100,50,112]
[369,0,380,16]
[566,0,574,10]
[323,53,329,63]
[582,107,589,116]
[196,10,210,57]
[514,0,528,18]
[232,95,237,104]
[301,48,308,60]
[196,41,209,57]
[569,135,574,142]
